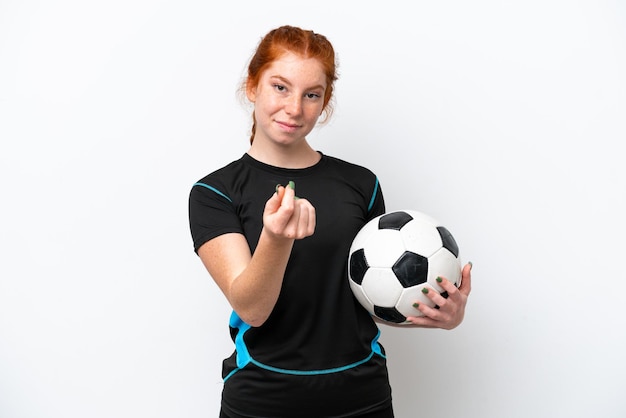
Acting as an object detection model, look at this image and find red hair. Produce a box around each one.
[243,25,338,144]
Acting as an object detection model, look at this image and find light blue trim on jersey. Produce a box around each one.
[223,311,252,382]
[224,311,386,382]
[249,353,376,376]
[230,311,252,367]
[367,177,380,212]
[371,328,385,357]
[193,182,232,203]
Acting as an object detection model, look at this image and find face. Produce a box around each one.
[247,52,327,147]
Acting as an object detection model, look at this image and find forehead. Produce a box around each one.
[263,52,327,88]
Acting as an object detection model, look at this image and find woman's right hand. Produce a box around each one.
[198,181,316,326]
[263,181,316,240]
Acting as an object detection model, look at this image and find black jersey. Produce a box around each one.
[188,153,392,417]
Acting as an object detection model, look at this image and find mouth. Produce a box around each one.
[276,120,301,132]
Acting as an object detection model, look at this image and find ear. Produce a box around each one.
[246,83,257,103]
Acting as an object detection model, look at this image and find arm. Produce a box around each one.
[197,182,315,327]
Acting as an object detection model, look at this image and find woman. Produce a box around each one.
[188,25,472,418]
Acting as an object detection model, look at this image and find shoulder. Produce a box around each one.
[190,154,283,207]
[194,156,246,184]
[320,155,381,195]
[321,154,379,179]
[190,156,249,200]
[319,154,385,216]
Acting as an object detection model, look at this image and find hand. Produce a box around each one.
[263,181,316,240]
[406,262,472,329]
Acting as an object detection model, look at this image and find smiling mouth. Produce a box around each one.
[276,120,301,131]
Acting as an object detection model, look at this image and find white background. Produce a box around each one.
[1,1,625,417]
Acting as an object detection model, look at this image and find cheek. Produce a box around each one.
[304,103,325,119]
[257,95,283,114]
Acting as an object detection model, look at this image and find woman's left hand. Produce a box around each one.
[405,262,472,330]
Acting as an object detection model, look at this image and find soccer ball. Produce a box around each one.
[348,210,462,324]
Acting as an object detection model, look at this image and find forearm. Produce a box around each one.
[228,228,294,327]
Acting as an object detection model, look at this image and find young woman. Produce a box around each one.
[188,25,472,418]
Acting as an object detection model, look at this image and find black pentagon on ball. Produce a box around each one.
[374,306,407,323]
[378,211,413,231]
[392,251,429,287]
[348,248,369,285]
[436,226,459,258]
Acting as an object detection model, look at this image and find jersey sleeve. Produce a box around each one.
[188,180,243,253]
[366,176,386,221]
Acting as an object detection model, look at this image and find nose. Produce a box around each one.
[284,95,302,116]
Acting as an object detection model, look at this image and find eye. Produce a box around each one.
[305,92,321,100]
[273,84,286,92]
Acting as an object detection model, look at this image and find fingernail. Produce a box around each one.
[436,277,442,283]
[412,303,419,309]
[288,180,295,190]
[421,287,429,294]
[469,261,473,270]
[294,196,300,200]
[275,184,281,193]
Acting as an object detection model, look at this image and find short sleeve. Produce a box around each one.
[188,181,242,253]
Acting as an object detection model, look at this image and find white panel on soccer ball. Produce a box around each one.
[361,267,403,307]
[349,218,380,253]
[399,218,443,258]
[427,248,463,292]
[396,284,435,318]
[348,280,375,315]
[363,230,406,267]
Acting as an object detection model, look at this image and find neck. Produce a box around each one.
[247,139,321,169]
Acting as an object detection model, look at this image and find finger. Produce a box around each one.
[413,289,459,327]
[435,276,463,302]
[432,275,454,294]
[406,303,447,328]
[405,316,438,328]
[263,184,295,237]
[265,185,285,214]
[459,262,473,296]
[270,183,296,232]
[420,286,449,310]
[295,208,309,238]
[279,181,296,211]
[306,203,316,235]
[282,197,303,239]
[295,199,316,238]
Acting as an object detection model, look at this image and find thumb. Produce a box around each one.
[459,262,472,295]
[265,184,286,214]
